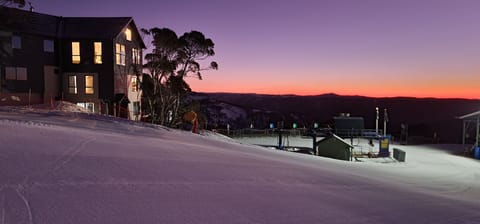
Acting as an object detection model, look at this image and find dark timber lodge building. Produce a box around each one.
[0,6,145,120]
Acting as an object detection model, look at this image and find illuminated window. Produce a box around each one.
[5,67,27,80]
[72,42,80,64]
[85,75,94,94]
[12,36,21,49]
[125,28,132,41]
[44,40,54,52]
[132,48,137,64]
[131,77,138,92]
[68,75,77,94]
[94,42,102,64]
[132,48,141,64]
[77,102,95,112]
[115,43,125,65]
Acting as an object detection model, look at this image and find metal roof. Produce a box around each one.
[316,133,353,148]
[61,17,132,39]
[1,6,59,36]
[457,110,480,120]
[1,6,146,48]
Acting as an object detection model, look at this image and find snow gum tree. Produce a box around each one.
[141,28,217,126]
[0,0,25,7]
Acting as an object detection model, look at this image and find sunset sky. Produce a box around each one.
[32,0,480,99]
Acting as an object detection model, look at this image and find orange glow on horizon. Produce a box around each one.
[186,67,480,100]
[194,89,479,100]
[188,77,479,100]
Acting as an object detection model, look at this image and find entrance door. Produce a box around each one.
[43,66,59,103]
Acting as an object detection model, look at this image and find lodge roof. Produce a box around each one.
[1,6,146,48]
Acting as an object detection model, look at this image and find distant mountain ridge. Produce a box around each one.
[191,92,480,144]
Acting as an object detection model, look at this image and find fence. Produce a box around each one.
[216,128,310,138]
[335,129,382,138]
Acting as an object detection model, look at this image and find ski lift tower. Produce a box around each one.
[457,110,480,153]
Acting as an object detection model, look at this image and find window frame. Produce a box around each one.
[85,75,94,94]
[43,39,54,53]
[125,28,132,41]
[71,42,81,64]
[94,42,102,64]
[132,48,141,64]
[115,43,126,65]
[68,75,77,94]
[5,67,27,80]
[12,35,21,49]
[16,67,27,80]
[5,67,16,80]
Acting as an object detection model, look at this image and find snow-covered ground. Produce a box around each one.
[1,106,480,223]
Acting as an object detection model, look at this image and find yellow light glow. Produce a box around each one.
[85,75,94,94]
[131,77,138,92]
[72,42,80,64]
[94,42,102,64]
[125,28,132,41]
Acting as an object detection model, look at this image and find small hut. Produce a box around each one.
[316,134,353,161]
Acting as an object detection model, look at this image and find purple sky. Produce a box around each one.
[31,0,480,99]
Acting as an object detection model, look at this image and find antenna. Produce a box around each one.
[28,1,34,12]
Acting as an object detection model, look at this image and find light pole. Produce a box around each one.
[384,108,388,136]
[375,107,379,135]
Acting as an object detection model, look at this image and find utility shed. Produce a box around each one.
[458,110,480,150]
[316,134,353,161]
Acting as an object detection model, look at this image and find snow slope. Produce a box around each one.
[0,108,479,223]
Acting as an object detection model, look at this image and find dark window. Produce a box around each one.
[12,36,21,49]
[5,67,27,80]
[44,40,54,52]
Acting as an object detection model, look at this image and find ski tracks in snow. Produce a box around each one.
[1,191,5,224]
[1,135,96,224]
[14,186,33,224]
[0,184,34,224]
[50,135,97,173]
[0,119,97,224]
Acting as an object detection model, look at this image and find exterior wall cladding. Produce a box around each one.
[0,6,145,120]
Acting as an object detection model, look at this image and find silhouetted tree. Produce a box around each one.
[177,31,218,79]
[141,27,217,126]
[0,0,25,7]
[141,28,179,124]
